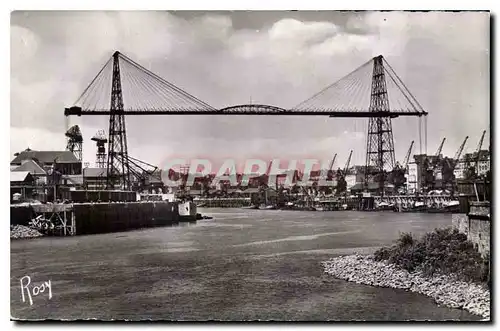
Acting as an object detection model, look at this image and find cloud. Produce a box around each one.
[10,11,489,168]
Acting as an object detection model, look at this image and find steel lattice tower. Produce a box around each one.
[106,51,131,190]
[91,130,107,168]
[365,55,396,195]
[65,125,83,162]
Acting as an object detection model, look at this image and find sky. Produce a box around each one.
[10,11,490,170]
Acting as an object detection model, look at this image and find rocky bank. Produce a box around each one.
[322,254,490,320]
[10,225,44,239]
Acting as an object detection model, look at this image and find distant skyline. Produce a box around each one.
[11,11,490,168]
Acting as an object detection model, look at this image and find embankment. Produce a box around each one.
[322,254,490,319]
[73,202,180,235]
[10,201,181,236]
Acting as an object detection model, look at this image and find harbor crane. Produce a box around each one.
[328,153,338,172]
[118,155,161,192]
[344,150,353,173]
[65,51,428,192]
[454,136,469,167]
[333,150,353,197]
[440,136,468,193]
[430,137,445,171]
[65,125,83,162]
[474,130,487,175]
[390,141,413,193]
[435,137,446,157]
[402,141,414,170]
[258,160,274,189]
[91,130,107,168]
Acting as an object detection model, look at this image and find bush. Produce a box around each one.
[374,227,490,284]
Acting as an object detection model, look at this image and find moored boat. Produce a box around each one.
[242,205,259,210]
[178,201,197,222]
[443,200,460,213]
[375,201,394,211]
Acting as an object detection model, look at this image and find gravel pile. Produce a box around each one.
[322,254,490,320]
[10,225,44,239]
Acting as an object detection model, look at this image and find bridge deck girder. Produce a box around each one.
[64,106,427,118]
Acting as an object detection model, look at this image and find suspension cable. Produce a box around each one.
[418,116,422,155]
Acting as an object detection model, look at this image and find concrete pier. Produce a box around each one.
[73,201,179,235]
[11,201,180,236]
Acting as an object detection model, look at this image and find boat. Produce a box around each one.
[408,201,427,212]
[375,201,394,211]
[178,201,197,222]
[443,200,460,213]
[242,205,259,210]
[426,200,460,213]
[196,213,213,220]
[280,202,295,210]
[261,205,277,210]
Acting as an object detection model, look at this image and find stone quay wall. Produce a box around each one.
[452,201,490,258]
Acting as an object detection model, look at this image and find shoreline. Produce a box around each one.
[10,225,44,239]
[322,254,490,320]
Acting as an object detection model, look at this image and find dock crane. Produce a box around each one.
[402,141,414,170]
[440,136,468,194]
[390,142,413,193]
[117,155,161,192]
[435,137,446,157]
[454,136,469,167]
[344,150,353,173]
[474,130,486,175]
[328,153,338,172]
[431,137,446,171]
[258,160,273,188]
[324,153,338,183]
[259,159,280,192]
[335,151,352,196]
[65,125,83,162]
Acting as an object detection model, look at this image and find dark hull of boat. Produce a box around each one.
[242,205,259,210]
[396,206,427,213]
[375,206,394,211]
[427,205,460,213]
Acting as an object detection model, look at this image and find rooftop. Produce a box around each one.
[10,171,32,182]
[84,168,108,178]
[11,150,79,165]
[12,159,47,175]
[62,174,84,185]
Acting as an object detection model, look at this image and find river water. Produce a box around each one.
[11,208,480,321]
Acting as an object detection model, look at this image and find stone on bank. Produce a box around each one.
[322,254,490,320]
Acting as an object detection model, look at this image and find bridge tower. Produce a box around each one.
[106,51,131,190]
[365,55,396,195]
